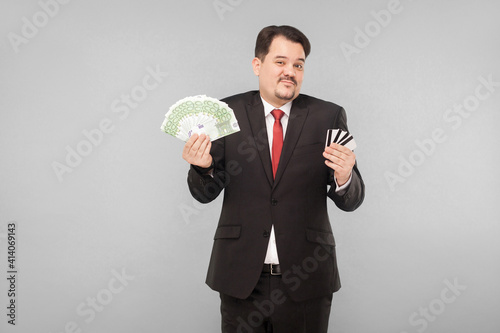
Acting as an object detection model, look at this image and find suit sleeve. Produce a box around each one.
[327,107,365,212]
[187,136,227,203]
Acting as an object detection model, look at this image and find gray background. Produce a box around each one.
[1,0,499,332]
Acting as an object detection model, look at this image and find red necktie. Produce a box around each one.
[271,109,285,179]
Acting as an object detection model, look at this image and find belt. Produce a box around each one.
[262,264,281,275]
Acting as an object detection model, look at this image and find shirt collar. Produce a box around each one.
[260,95,292,118]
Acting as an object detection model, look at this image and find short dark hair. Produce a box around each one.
[254,25,311,61]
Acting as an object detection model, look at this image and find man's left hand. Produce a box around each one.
[323,143,356,186]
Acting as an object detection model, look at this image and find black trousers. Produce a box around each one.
[220,272,333,333]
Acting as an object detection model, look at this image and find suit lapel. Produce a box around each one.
[246,93,274,187]
[273,95,309,189]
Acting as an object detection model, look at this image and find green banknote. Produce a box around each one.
[161,95,240,141]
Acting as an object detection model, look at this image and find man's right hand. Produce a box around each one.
[182,133,213,168]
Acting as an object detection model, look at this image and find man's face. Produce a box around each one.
[252,36,305,108]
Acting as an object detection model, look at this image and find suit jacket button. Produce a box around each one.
[271,198,278,206]
[263,230,270,238]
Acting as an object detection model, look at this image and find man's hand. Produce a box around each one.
[323,143,355,186]
[182,133,213,168]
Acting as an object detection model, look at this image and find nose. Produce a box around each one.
[283,64,295,77]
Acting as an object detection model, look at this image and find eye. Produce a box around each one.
[276,61,284,65]
[294,64,304,70]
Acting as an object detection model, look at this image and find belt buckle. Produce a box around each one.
[270,264,280,276]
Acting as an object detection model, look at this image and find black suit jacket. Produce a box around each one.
[187,91,364,302]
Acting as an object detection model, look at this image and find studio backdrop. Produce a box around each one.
[1,0,499,332]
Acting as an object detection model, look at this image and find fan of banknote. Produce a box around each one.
[160,95,240,141]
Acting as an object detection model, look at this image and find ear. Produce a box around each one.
[252,57,261,76]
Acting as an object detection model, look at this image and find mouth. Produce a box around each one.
[279,79,296,86]
[279,76,296,86]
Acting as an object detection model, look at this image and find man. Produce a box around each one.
[182,25,364,332]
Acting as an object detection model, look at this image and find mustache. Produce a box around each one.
[279,76,297,85]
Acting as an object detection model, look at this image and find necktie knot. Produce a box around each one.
[271,109,284,121]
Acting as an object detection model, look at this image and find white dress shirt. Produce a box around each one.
[260,96,352,264]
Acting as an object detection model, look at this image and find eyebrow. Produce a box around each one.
[274,55,306,62]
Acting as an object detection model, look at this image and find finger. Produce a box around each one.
[184,133,197,148]
[182,134,199,159]
[197,135,211,156]
[323,151,344,166]
[197,138,213,168]
[189,134,205,155]
[326,143,349,155]
[325,145,343,159]
[204,137,212,153]
[323,146,345,161]
[325,159,344,171]
[188,133,199,145]
[204,141,213,161]
[333,142,352,154]
[326,144,356,163]
[325,148,355,167]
